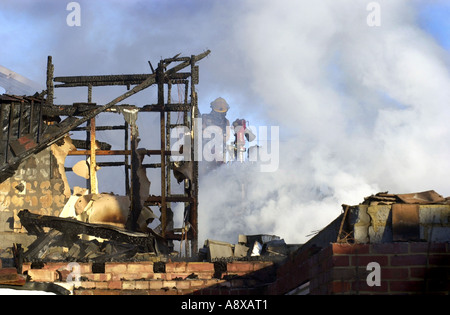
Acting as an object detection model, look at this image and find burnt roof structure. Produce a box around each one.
[0,51,211,257]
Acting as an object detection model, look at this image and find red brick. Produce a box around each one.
[370,243,409,255]
[27,269,58,282]
[44,262,91,274]
[329,280,351,294]
[107,280,122,290]
[42,262,68,271]
[149,280,164,290]
[331,255,350,267]
[333,243,370,255]
[175,280,191,290]
[127,262,154,274]
[409,242,447,254]
[151,273,165,280]
[196,272,214,280]
[253,261,274,271]
[162,280,177,289]
[355,280,389,293]
[77,281,97,289]
[135,281,150,290]
[381,267,409,280]
[105,262,127,274]
[122,280,136,290]
[165,271,213,280]
[351,255,389,267]
[165,262,187,273]
[227,262,254,272]
[389,280,424,292]
[94,282,109,289]
[186,262,214,272]
[390,254,427,266]
[332,268,356,281]
[410,267,426,279]
[83,273,111,282]
[119,272,154,281]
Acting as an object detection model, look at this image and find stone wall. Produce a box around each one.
[0,141,72,247]
[349,204,450,243]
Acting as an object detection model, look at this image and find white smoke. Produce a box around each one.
[2,0,449,245]
[198,0,450,244]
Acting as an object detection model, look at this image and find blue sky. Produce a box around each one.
[0,0,449,112]
[417,0,450,50]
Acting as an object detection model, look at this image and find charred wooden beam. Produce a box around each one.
[54,73,191,88]
[145,195,195,203]
[71,139,112,150]
[18,210,157,252]
[67,149,172,156]
[72,125,126,131]
[41,103,193,117]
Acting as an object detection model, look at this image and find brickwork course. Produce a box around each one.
[1,240,447,295]
[269,242,450,295]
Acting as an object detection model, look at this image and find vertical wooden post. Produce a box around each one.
[46,56,54,106]
[190,55,199,255]
[158,60,167,238]
[129,124,140,231]
[87,84,98,194]
[124,120,130,196]
[89,117,98,194]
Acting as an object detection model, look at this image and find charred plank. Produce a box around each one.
[18,210,156,253]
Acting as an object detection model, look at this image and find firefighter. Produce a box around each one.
[202,97,230,133]
[201,97,230,171]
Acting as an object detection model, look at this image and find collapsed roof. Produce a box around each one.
[0,51,210,261]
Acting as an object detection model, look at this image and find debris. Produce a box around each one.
[234,244,250,258]
[250,241,262,257]
[392,204,420,241]
[362,190,448,205]
[72,160,90,179]
[199,234,291,262]
[264,239,288,256]
[0,268,27,286]
[17,209,165,261]
[204,240,234,261]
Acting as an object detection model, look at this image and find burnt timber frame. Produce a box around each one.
[1,51,210,256]
[18,209,158,254]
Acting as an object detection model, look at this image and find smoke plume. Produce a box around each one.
[1,0,449,245]
[198,0,450,244]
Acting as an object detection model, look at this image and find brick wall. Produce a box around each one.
[18,260,276,295]
[267,242,450,295]
[6,242,448,295]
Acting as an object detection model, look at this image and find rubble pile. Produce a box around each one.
[199,234,300,263]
